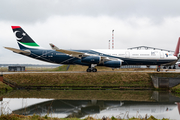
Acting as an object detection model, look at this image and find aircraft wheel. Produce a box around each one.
[157,68,160,72]
[86,68,91,72]
[92,68,97,72]
[163,66,166,69]
[169,66,172,69]
[173,66,176,69]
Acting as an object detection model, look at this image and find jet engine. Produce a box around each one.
[104,60,122,68]
[81,56,101,64]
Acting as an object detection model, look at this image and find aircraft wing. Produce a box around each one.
[50,43,85,57]
[162,61,178,66]
[4,47,30,55]
[49,43,124,62]
[56,49,84,56]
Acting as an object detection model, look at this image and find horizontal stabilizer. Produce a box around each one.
[4,47,30,55]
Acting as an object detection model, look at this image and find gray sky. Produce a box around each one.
[1,0,180,64]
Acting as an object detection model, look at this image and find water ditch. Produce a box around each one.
[0,90,180,119]
[1,73,180,119]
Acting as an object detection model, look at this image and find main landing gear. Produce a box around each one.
[86,64,97,72]
[86,68,97,72]
[173,65,176,69]
[163,66,176,69]
[157,65,160,72]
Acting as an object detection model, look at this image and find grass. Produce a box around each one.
[4,72,180,89]
[0,114,169,120]
[0,114,80,120]
[52,65,70,71]
[2,67,180,91]
[53,65,157,72]
[1,65,149,72]
[4,72,153,88]
[0,67,8,72]
[25,67,57,72]
[0,66,59,72]
[171,84,180,94]
[3,90,154,101]
[0,81,13,90]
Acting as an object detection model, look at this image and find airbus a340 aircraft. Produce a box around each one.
[5,26,180,72]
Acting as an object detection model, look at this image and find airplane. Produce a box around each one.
[12,99,180,119]
[4,26,180,72]
[175,62,180,68]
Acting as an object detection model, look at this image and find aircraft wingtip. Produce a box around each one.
[49,43,59,50]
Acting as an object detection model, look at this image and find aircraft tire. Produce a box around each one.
[157,68,160,72]
[92,68,97,72]
[86,68,91,72]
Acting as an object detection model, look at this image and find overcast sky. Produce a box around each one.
[1,0,180,64]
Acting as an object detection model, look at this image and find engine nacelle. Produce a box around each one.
[81,56,101,64]
[104,60,122,68]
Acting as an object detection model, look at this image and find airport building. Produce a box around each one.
[8,66,25,72]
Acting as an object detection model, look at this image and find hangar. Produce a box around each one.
[8,66,25,72]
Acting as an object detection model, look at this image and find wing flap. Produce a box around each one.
[56,49,84,56]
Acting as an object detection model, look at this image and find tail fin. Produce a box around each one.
[174,37,180,57]
[11,26,40,49]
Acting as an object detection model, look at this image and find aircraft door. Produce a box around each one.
[125,51,130,58]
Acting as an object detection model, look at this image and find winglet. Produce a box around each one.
[49,43,59,50]
[174,37,180,57]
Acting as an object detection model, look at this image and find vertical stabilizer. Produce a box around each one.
[11,26,40,49]
[177,102,180,115]
[174,37,180,57]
